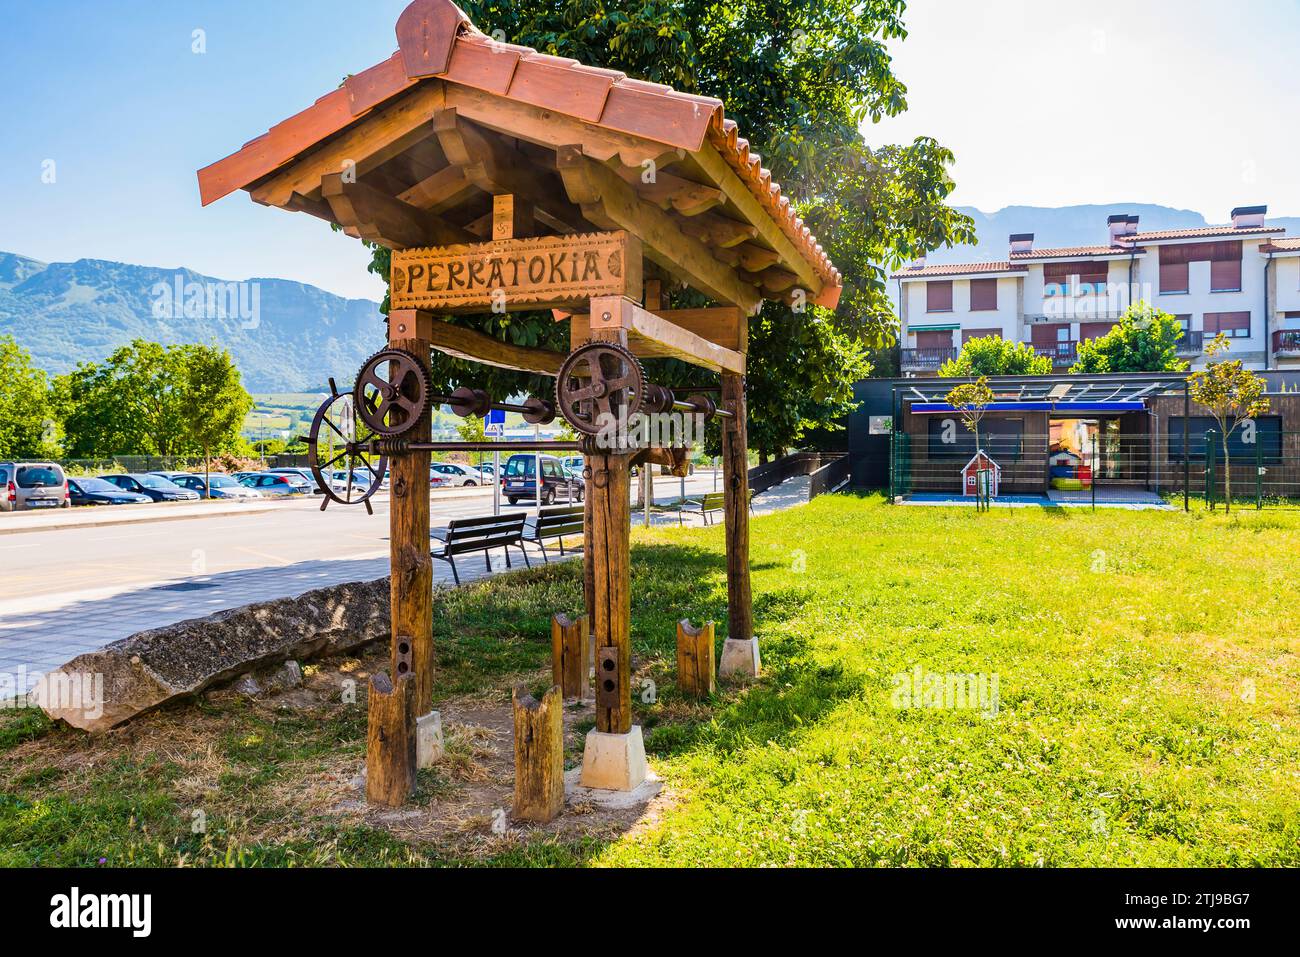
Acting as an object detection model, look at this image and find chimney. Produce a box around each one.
[1009,233,1034,256]
[1108,213,1139,245]
[910,254,927,270]
[1231,205,1267,229]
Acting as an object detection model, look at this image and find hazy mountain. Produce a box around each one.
[928,204,1300,264]
[0,252,382,392]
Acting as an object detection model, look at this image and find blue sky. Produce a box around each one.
[2,0,1298,301]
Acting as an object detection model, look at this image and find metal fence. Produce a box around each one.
[888,427,1300,510]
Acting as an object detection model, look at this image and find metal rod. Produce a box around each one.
[372,440,582,454]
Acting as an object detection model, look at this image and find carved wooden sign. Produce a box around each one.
[390,230,641,313]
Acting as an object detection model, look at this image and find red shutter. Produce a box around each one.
[1079,322,1115,341]
[963,328,1001,343]
[1210,257,1242,291]
[969,278,997,311]
[1204,312,1250,336]
[1160,260,1189,294]
[1030,323,1068,346]
[927,281,953,312]
[915,330,952,349]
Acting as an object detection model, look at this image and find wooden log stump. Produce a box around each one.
[676,619,716,697]
[551,613,589,700]
[512,684,565,823]
[366,671,417,807]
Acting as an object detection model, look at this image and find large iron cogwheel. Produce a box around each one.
[353,348,432,437]
[555,340,647,435]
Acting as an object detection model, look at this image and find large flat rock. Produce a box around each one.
[32,577,390,733]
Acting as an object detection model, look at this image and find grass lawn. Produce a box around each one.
[2,495,1297,866]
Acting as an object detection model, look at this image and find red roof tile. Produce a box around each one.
[1260,237,1300,252]
[197,0,839,294]
[1127,225,1283,242]
[892,261,1027,279]
[1010,244,1144,260]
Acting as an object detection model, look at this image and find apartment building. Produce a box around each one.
[893,206,1300,375]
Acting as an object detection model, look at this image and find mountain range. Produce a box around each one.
[4,204,1297,390]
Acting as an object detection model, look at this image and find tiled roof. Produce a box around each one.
[1260,238,1300,252]
[198,0,839,292]
[1010,244,1144,260]
[1127,225,1283,242]
[892,261,1026,279]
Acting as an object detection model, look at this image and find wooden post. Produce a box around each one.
[588,450,632,734]
[551,612,589,700]
[366,671,417,807]
[721,373,753,643]
[387,309,435,712]
[512,684,565,823]
[676,619,716,697]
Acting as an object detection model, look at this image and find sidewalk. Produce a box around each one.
[0,474,813,695]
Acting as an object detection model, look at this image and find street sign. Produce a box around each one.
[485,408,506,437]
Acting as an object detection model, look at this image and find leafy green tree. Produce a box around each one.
[1189,334,1270,512]
[455,414,486,443]
[57,340,251,462]
[354,0,971,455]
[0,335,56,458]
[1070,302,1188,374]
[177,344,254,492]
[939,336,1051,377]
[944,376,994,449]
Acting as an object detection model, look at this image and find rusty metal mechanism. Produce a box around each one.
[307,385,390,514]
[355,349,432,437]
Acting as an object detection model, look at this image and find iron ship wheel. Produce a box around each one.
[555,341,647,436]
[306,391,389,514]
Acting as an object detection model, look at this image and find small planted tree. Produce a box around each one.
[1189,334,1270,511]
[945,376,995,508]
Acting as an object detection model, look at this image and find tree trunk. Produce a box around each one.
[1222,434,1232,513]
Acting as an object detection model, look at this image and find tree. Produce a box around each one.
[176,344,254,494]
[353,0,973,454]
[0,336,56,459]
[57,340,251,463]
[1070,302,1188,374]
[944,376,994,450]
[938,336,1051,377]
[1189,334,1270,512]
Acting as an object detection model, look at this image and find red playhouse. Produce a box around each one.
[962,451,1001,498]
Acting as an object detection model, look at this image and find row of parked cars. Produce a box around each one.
[2,454,591,512]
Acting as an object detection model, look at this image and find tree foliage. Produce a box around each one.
[1069,302,1188,374]
[56,340,252,460]
[356,0,971,456]
[943,376,994,441]
[0,335,56,459]
[938,336,1051,377]
[1189,334,1270,511]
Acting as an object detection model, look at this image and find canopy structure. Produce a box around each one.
[894,372,1191,406]
[197,0,841,321]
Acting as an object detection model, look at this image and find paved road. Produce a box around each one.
[0,470,749,689]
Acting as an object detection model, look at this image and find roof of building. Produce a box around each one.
[1126,225,1284,242]
[1261,237,1300,253]
[891,261,1027,279]
[197,0,839,290]
[1010,244,1145,261]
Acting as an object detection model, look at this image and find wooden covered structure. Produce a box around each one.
[199,0,841,805]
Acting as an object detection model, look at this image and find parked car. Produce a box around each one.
[240,471,312,496]
[560,456,584,474]
[502,453,584,505]
[431,462,483,486]
[267,467,326,494]
[332,468,386,493]
[67,477,152,507]
[151,471,261,499]
[100,473,201,502]
[0,462,69,511]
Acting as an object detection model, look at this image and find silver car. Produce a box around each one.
[0,462,69,512]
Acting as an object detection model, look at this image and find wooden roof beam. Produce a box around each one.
[589,296,745,374]
[425,319,565,376]
[433,108,589,233]
[557,147,762,314]
[322,173,474,249]
[397,165,477,212]
[619,167,724,217]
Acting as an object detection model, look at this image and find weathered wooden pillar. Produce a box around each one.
[719,372,760,678]
[551,612,589,700]
[366,672,417,807]
[512,684,565,823]
[387,309,435,711]
[676,619,716,697]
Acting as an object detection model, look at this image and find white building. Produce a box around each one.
[893,206,1300,375]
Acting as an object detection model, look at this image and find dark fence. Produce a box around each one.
[749,452,842,496]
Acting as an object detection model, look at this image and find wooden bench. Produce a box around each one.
[526,505,585,562]
[431,513,529,585]
[676,490,754,526]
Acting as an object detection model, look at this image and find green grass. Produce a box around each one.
[2,495,1297,866]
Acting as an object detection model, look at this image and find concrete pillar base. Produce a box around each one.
[719,637,761,679]
[416,711,444,768]
[579,726,648,792]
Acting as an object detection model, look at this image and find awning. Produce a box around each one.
[911,401,1147,414]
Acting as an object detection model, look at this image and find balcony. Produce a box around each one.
[1177,330,1204,356]
[1273,330,1300,358]
[900,347,958,373]
[1034,341,1078,367]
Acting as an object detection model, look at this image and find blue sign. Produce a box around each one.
[485,408,506,437]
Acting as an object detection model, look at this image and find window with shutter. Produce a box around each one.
[969,278,998,311]
[927,281,953,312]
[1204,311,1251,338]
[1210,257,1242,292]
